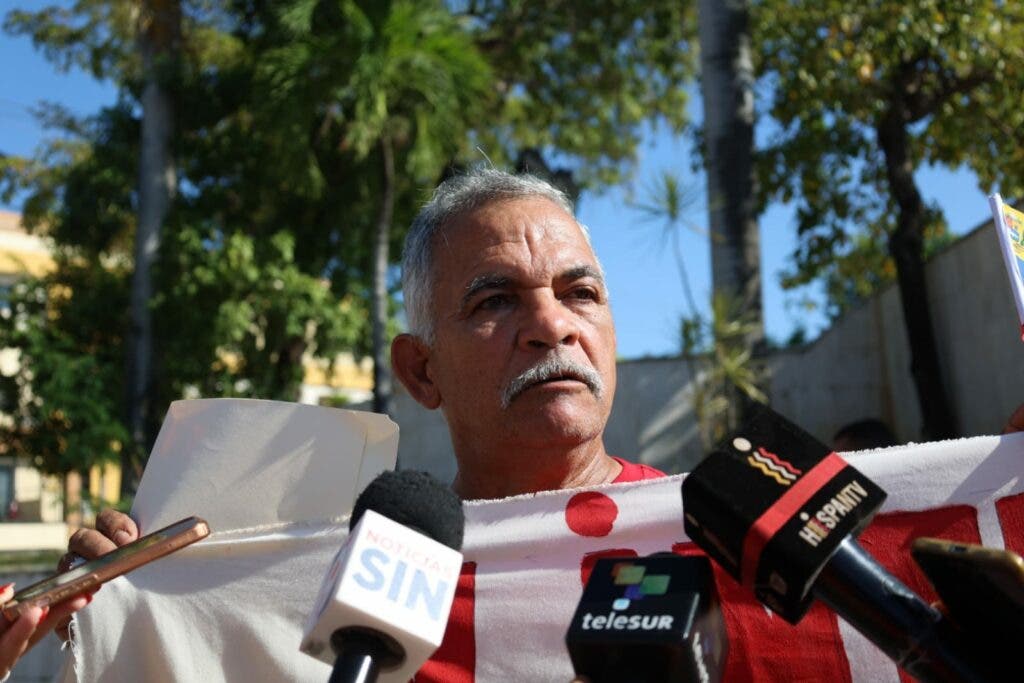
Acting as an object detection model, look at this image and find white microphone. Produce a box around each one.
[300,470,464,683]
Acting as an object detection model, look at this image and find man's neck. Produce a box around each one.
[451,440,622,500]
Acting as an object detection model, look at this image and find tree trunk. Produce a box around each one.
[63,470,83,528]
[697,0,765,424]
[371,135,395,415]
[125,0,179,497]
[876,110,958,440]
[266,334,308,402]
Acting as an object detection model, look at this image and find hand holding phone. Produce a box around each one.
[0,583,91,679]
[2,516,210,621]
[911,537,1024,633]
[912,537,1023,681]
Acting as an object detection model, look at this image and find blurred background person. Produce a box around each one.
[833,418,899,452]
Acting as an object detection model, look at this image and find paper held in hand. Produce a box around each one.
[989,193,1024,341]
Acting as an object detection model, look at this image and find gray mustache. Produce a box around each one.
[501,356,604,408]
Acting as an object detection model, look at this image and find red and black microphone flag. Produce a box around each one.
[682,403,886,623]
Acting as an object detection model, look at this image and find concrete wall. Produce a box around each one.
[773,221,1023,443]
[388,220,1024,481]
[604,357,701,473]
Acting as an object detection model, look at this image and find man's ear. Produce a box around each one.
[391,333,441,409]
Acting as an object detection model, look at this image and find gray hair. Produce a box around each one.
[401,168,597,341]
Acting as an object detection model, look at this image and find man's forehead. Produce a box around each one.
[436,197,593,257]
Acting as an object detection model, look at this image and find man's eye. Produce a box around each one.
[477,294,513,311]
[567,288,599,302]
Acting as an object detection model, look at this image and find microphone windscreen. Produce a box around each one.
[350,470,464,551]
[682,403,885,622]
[566,555,727,683]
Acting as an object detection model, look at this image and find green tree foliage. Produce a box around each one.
[0,265,129,475]
[1,3,375,480]
[754,0,1024,439]
[2,0,702,480]
[258,0,494,413]
[155,228,367,402]
[782,218,956,319]
[462,0,696,186]
[680,294,766,449]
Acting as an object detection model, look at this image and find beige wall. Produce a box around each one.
[0,210,53,279]
[0,523,67,551]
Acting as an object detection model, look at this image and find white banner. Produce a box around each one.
[65,401,1024,682]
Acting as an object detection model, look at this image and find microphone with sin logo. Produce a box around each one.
[565,554,728,683]
[681,403,994,683]
[300,470,464,683]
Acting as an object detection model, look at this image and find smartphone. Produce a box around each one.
[2,516,210,621]
[911,537,1024,641]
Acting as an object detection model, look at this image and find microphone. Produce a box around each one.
[682,404,993,682]
[300,470,464,683]
[565,554,728,683]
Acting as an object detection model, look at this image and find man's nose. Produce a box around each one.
[518,292,580,350]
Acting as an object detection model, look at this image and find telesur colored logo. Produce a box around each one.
[580,562,676,631]
[611,562,670,610]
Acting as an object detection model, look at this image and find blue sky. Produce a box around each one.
[0,6,994,359]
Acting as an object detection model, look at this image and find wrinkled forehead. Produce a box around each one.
[431,197,598,268]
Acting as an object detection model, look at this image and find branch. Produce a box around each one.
[901,61,992,123]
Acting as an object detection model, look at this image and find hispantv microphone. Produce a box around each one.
[300,470,464,683]
[566,554,728,683]
[682,404,993,682]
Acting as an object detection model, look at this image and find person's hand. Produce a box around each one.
[0,584,91,679]
[55,509,139,640]
[65,509,140,563]
[1002,403,1024,434]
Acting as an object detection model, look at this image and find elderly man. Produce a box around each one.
[392,169,663,499]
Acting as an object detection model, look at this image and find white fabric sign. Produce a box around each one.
[62,400,1024,682]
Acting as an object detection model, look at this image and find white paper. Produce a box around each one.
[131,398,398,532]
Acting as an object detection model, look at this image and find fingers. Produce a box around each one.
[0,605,46,679]
[55,612,74,643]
[54,508,137,644]
[54,587,100,643]
[68,528,117,561]
[30,593,92,651]
[95,509,139,547]
[1002,403,1024,434]
[57,551,87,573]
[67,508,138,561]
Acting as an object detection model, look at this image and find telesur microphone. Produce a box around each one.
[682,404,993,682]
[566,554,728,683]
[300,470,464,683]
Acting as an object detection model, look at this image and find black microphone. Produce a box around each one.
[565,554,728,683]
[681,404,994,682]
[300,470,464,683]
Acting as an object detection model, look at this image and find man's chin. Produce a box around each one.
[505,398,607,442]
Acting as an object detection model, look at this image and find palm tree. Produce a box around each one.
[697,0,765,427]
[631,170,706,320]
[261,0,492,414]
[630,171,764,446]
[126,0,180,495]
